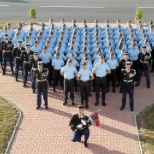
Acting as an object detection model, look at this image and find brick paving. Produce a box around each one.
[0,23,153,154]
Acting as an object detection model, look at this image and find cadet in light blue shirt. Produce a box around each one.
[106,54,119,69]
[52,52,64,70]
[128,44,140,61]
[77,62,94,108]
[70,54,79,68]
[92,55,111,106]
[60,59,77,105]
[39,46,52,64]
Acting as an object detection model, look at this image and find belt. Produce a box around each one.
[96,76,106,79]
[36,79,46,82]
[140,61,148,64]
[24,61,29,63]
[81,80,89,82]
[123,79,133,82]
[16,57,20,59]
[65,78,74,81]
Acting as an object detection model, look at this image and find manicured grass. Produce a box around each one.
[0,98,19,154]
[136,104,154,154]
[0,21,25,29]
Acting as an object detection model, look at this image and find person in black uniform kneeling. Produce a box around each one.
[69,105,91,148]
[120,61,136,111]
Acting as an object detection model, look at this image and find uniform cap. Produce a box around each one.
[83,19,86,23]
[4,33,8,36]
[30,23,33,25]
[49,18,53,21]
[126,61,131,66]
[26,44,30,47]
[18,40,22,43]
[43,45,47,49]
[67,59,72,63]
[100,55,104,59]
[124,52,129,55]
[37,61,43,65]
[78,105,84,109]
[7,23,11,25]
[82,61,87,65]
[72,19,76,22]
[61,19,65,21]
[94,19,98,22]
[34,52,38,55]
[142,45,146,48]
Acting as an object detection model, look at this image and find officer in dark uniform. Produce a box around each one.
[20,44,34,87]
[60,59,77,106]
[120,61,136,111]
[92,55,111,106]
[2,33,14,75]
[30,52,42,93]
[118,52,132,92]
[76,62,94,108]
[69,105,91,148]
[135,45,151,88]
[33,62,49,109]
[12,40,25,81]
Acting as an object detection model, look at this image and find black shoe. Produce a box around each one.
[53,87,55,92]
[135,83,139,87]
[72,101,75,106]
[102,102,106,106]
[36,106,40,109]
[23,84,26,87]
[119,89,122,93]
[81,102,84,105]
[12,72,14,76]
[112,88,115,93]
[131,108,134,112]
[147,85,150,88]
[78,138,81,142]
[116,83,119,87]
[89,93,92,97]
[15,78,18,82]
[84,142,88,148]
[45,106,48,109]
[85,105,89,109]
[93,89,95,92]
[151,70,153,73]
[33,90,35,93]
[106,89,109,93]
[2,72,5,75]
[120,106,125,110]
[94,102,99,106]
[63,101,67,105]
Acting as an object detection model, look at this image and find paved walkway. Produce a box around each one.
[0,23,153,154]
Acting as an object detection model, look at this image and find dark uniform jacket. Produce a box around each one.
[69,114,91,132]
[120,69,136,90]
[2,40,13,58]
[138,52,151,70]
[33,68,49,89]
[119,59,132,70]
[20,50,34,70]
[12,47,25,64]
[30,58,42,69]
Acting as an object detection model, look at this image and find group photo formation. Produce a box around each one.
[0,19,153,111]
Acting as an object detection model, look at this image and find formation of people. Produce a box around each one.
[0,19,153,112]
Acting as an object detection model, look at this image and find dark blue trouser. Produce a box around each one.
[36,87,48,107]
[137,69,150,87]
[71,128,90,143]
[14,63,23,79]
[3,57,13,74]
[31,75,36,91]
[122,89,134,110]
[23,68,28,84]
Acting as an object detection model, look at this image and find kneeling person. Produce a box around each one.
[69,105,91,148]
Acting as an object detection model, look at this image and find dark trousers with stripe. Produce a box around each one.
[80,81,89,105]
[95,76,107,103]
[64,78,74,101]
[53,69,63,88]
[2,57,13,74]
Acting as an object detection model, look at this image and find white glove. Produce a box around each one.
[76,124,82,129]
[81,120,86,125]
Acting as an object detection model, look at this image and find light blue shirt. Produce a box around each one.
[93,62,110,77]
[77,68,93,81]
[128,49,140,61]
[61,65,77,79]
[39,52,52,64]
[52,58,64,70]
[106,59,119,69]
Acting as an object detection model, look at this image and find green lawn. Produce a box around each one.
[0,21,25,29]
[136,104,154,154]
[0,98,19,154]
